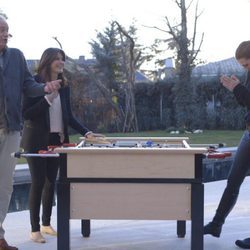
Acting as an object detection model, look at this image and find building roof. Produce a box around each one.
[192,57,245,77]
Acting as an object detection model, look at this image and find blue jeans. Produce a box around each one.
[213,130,250,223]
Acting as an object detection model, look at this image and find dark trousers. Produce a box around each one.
[213,130,250,224]
[27,133,61,232]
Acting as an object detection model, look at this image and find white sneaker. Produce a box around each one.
[41,225,57,236]
[30,231,46,243]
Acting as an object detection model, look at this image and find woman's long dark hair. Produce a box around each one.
[37,47,67,86]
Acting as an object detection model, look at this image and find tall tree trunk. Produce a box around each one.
[115,21,139,132]
[149,0,204,129]
[173,0,196,129]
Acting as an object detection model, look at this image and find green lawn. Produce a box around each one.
[18,130,243,164]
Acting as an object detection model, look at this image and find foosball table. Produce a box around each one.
[53,137,212,250]
[14,136,232,250]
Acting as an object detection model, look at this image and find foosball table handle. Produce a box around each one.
[11,151,60,158]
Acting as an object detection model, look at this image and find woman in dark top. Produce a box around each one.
[204,41,250,249]
[21,48,102,243]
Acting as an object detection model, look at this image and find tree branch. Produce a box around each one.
[52,36,63,49]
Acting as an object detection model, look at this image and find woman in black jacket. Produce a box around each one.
[204,41,250,249]
[21,48,102,243]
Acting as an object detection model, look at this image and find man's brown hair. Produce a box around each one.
[235,41,250,59]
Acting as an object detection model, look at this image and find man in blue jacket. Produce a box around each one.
[0,16,61,250]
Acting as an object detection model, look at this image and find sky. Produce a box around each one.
[1,0,250,67]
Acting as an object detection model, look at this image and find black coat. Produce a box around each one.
[21,75,89,152]
[233,71,250,109]
[233,71,250,124]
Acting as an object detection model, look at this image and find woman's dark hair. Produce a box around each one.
[235,41,250,60]
[37,47,67,86]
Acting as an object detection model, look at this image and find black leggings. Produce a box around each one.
[28,133,61,232]
[213,130,250,223]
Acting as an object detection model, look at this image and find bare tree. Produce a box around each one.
[149,0,204,128]
[53,20,147,132]
[172,0,204,129]
[52,36,63,49]
[90,20,147,132]
[114,21,140,132]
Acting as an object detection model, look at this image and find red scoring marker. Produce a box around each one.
[206,152,232,159]
[38,150,57,154]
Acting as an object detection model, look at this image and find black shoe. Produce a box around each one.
[203,221,222,237]
[0,239,18,250]
[235,238,250,249]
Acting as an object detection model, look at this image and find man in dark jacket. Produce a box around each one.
[0,16,61,250]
